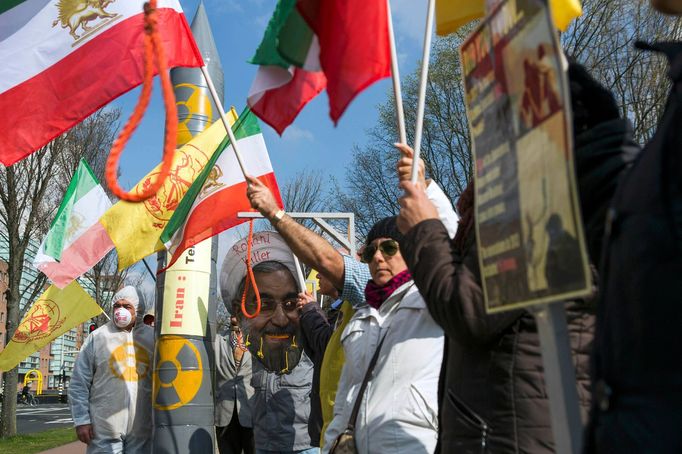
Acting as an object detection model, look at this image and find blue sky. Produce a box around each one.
[115,0,430,188]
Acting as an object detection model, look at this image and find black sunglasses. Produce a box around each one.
[361,239,400,263]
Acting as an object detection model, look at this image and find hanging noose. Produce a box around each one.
[105,0,178,202]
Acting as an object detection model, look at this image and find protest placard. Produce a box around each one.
[461,0,591,313]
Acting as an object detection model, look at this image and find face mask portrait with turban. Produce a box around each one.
[220,231,304,374]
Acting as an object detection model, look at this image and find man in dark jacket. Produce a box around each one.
[296,274,345,448]
[581,1,682,451]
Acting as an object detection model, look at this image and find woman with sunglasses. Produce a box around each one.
[322,213,456,454]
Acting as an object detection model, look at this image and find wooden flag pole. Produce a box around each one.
[200,65,249,178]
[410,0,436,183]
[387,0,407,144]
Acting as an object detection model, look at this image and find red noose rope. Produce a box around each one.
[241,220,262,319]
[105,0,178,202]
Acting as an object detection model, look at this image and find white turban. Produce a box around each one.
[112,286,140,310]
[220,231,298,307]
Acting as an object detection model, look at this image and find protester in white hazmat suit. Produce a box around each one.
[69,286,155,453]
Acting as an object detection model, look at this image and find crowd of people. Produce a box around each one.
[68,0,682,452]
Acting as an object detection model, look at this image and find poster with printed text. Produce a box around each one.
[460,0,591,313]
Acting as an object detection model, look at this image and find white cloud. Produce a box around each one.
[282,124,314,142]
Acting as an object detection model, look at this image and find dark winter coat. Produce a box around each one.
[582,42,682,453]
[401,221,595,453]
[299,302,335,447]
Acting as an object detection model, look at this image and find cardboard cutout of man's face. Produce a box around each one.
[237,268,303,374]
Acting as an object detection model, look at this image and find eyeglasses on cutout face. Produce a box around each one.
[361,239,400,263]
[244,297,299,315]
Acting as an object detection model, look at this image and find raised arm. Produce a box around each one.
[400,217,522,345]
[246,175,347,290]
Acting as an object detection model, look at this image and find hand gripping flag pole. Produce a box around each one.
[410,0,436,184]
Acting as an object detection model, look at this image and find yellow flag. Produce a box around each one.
[436,0,582,36]
[436,0,484,36]
[549,0,582,31]
[305,269,319,295]
[100,112,238,271]
[0,282,102,371]
[320,301,355,446]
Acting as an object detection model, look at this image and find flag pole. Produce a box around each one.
[410,0,436,183]
[387,0,406,144]
[200,65,249,177]
[292,254,307,292]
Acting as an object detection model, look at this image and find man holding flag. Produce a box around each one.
[69,286,154,453]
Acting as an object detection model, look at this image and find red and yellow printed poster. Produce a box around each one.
[461,0,591,313]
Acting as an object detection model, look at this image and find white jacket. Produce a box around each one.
[322,282,444,454]
[70,321,154,453]
[323,179,457,453]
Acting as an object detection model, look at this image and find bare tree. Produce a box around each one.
[562,0,682,143]
[81,250,136,328]
[334,2,681,239]
[0,108,119,437]
[281,168,330,213]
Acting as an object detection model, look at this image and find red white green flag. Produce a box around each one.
[247,0,326,135]
[160,108,283,269]
[297,0,392,123]
[0,0,203,166]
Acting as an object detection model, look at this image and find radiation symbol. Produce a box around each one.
[153,336,203,411]
[109,342,151,382]
[174,83,213,147]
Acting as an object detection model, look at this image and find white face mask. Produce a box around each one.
[113,307,133,328]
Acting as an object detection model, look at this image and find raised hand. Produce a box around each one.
[245,175,280,219]
[395,143,427,188]
[397,180,438,234]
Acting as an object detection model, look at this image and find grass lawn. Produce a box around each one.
[0,427,77,454]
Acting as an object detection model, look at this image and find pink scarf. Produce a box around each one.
[364,269,413,309]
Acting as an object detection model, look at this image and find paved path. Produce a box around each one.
[16,404,73,434]
[37,441,85,454]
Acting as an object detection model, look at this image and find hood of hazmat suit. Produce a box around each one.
[69,320,154,453]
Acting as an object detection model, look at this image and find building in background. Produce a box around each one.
[0,237,106,392]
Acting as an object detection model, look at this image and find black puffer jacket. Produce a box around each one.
[401,221,594,453]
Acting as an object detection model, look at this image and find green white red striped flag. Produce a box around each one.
[160,108,283,269]
[247,0,326,135]
[33,159,114,288]
[247,0,391,134]
[0,0,203,166]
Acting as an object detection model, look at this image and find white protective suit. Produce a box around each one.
[70,288,154,453]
